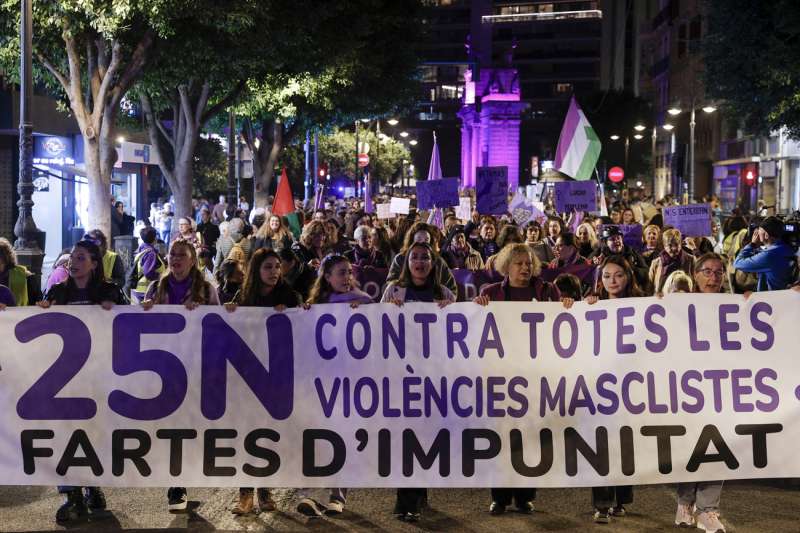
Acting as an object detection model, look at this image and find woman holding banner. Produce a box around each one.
[293,253,372,518]
[141,240,220,513]
[223,248,302,515]
[382,242,456,522]
[472,242,573,515]
[387,222,457,296]
[38,239,125,523]
[585,255,644,523]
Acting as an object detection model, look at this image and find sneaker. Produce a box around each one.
[404,512,420,522]
[489,501,506,515]
[326,500,345,515]
[55,489,88,523]
[696,511,725,533]
[674,503,695,527]
[84,487,107,513]
[257,488,276,512]
[610,505,626,517]
[167,487,188,512]
[516,500,534,514]
[296,497,322,518]
[593,509,610,524]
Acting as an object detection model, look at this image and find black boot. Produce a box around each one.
[84,487,107,514]
[56,489,88,523]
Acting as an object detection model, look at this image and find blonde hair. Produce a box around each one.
[663,270,694,294]
[153,240,210,304]
[300,220,328,248]
[493,243,542,278]
[255,214,291,243]
[662,228,682,245]
[576,222,598,247]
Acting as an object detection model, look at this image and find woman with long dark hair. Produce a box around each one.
[39,240,124,523]
[141,240,219,513]
[223,248,301,515]
[585,255,642,523]
[382,242,455,522]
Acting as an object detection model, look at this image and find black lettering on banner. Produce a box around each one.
[112,429,152,476]
[56,429,103,476]
[378,428,391,477]
[686,424,739,471]
[243,429,281,477]
[735,424,782,468]
[640,425,686,474]
[462,429,501,476]
[510,429,553,476]
[402,429,450,477]
[204,429,237,476]
[564,427,609,476]
[303,429,346,477]
[620,426,635,475]
[155,429,197,476]
[20,429,54,475]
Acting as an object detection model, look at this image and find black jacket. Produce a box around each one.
[44,279,125,305]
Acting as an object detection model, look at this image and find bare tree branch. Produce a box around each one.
[92,40,123,124]
[109,28,156,110]
[141,93,176,186]
[35,52,69,95]
[194,82,211,125]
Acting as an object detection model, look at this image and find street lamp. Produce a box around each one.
[400,131,409,138]
[633,134,643,140]
[634,124,646,132]
[14,0,44,279]
[668,101,717,201]
[386,118,399,126]
[667,107,682,116]
[409,139,418,146]
[610,134,620,141]
[662,124,675,131]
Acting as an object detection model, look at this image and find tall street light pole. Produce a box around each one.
[651,126,657,198]
[226,110,237,216]
[14,0,44,279]
[688,105,696,202]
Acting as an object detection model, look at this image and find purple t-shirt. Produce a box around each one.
[166,276,193,305]
[0,285,15,307]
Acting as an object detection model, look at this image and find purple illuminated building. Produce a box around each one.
[458,60,528,190]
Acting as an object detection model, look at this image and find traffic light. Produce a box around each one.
[317,163,328,183]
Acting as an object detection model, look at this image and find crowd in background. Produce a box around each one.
[0,185,798,530]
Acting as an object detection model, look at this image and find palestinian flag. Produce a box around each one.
[272,167,302,238]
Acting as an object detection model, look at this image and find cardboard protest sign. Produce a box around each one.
[554,181,597,213]
[389,197,411,215]
[416,178,460,210]
[663,203,712,237]
[376,203,394,219]
[476,166,508,215]
[456,197,472,222]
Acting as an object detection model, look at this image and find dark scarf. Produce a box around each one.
[659,250,684,278]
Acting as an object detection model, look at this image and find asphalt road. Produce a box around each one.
[0,481,798,532]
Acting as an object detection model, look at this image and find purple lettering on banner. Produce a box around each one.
[416,178,460,210]
[718,304,742,350]
[621,372,645,414]
[201,313,294,421]
[414,313,438,358]
[730,368,754,412]
[316,314,337,359]
[554,181,597,213]
[703,369,730,413]
[109,313,188,420]
[476,166,509,215]
[15,313,97,420]
[750,302,774,350]
[663,203,712,237]
[643,304,668,352]
[552,313,578,358]
[616,307,636,354]
[446,314,469,358]
[646,372,668,413]
[382,313,406,358]
[521,312,545,358]
[478,313,504,358]
[584,309,607,356]
[486,376,506,417]
[754,368,779,411]
[453,268,502,302]
[681,370,705,413]
[346,313,371,359]
[596,373,619,415]
[687,304,710,351]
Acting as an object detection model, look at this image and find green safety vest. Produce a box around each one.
[8,265,28,306]
[102,250,118,282]
[133,249,165,295]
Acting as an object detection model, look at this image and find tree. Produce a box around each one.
[0,1,184,237]
[704,0,800,137]
[237,0,422,207]
[281,128,411,189]
[192,136,227,198]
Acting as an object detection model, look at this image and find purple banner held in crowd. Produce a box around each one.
[663,203,712,237]
[352,266,389,302]
[476,166,508,215]
[416,178,460,210]
[451,268,503,302]
[554,181,597,213]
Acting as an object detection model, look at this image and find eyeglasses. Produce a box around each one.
[698,268,725,278]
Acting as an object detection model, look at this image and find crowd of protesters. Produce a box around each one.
[1,185,799,532]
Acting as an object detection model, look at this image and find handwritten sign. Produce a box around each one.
[456,197,472,222]
[476,166,508,215]
[554,181,597,213]
[389,197,411,215]
[416,178,460,210]
[663,203,712,237]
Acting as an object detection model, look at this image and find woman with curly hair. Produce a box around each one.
[292,220,328,269]
[254,214,293,252]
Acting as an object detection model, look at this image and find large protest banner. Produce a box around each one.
[0,292,798,488]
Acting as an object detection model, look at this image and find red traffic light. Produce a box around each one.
[317,163,328,183]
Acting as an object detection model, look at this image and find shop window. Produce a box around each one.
[555,83,573,94]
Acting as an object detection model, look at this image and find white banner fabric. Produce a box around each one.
[0,292,797,488]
